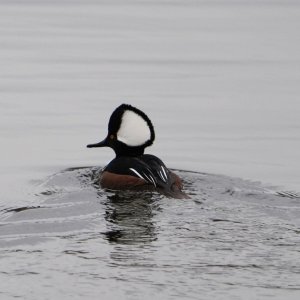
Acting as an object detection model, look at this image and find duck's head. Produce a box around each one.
[87,104,155,157]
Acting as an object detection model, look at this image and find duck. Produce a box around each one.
[87,104,189,199]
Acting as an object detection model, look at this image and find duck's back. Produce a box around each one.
[100,154,188,199]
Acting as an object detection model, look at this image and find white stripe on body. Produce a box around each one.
[129,168,157,187]
[158,170,167,183]
[129,168,145,180]
[161,166,168,181]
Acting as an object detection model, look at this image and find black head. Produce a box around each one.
[87,104,155,157]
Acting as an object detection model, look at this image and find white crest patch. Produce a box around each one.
[117,110,151,146]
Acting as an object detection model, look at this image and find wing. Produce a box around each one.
[103,155,188,198]
[104,155,169,188]
[137,154,171,188]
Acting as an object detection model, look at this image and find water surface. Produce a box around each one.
[1,167,300,299]
[1,1,300,299]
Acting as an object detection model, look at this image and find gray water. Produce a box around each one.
[1,0,300,299]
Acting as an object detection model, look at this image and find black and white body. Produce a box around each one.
[87,104,188,199]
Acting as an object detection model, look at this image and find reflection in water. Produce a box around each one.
[102,190,160,245]
[1,166,300,300]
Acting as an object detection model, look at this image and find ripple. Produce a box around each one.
[0,167,300,299]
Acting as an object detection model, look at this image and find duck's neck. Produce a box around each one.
[114,145,145,157]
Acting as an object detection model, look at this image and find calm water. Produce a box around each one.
[1,1,300,299]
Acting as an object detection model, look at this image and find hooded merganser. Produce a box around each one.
[87,104,189,199]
